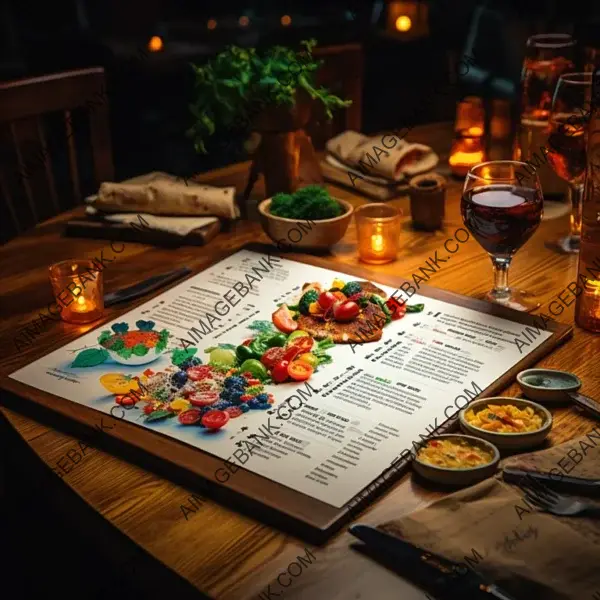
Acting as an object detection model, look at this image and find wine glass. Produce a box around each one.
[519,34,575,221]
[546,72,593,253]
[461,161,544,312]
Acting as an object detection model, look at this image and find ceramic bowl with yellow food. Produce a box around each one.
[459,397,552,450]
[412,434,500,486]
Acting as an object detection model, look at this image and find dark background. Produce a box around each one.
[1,0,598,185]
[1,1,599,597]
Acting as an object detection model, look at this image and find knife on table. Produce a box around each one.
[349,524,518,600]
[503,466,600,496]
[104,267,192,307]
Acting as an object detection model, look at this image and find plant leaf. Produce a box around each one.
[71,348,109,368]
[145,409,176,423]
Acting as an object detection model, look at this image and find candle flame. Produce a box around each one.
[371,233,385,253]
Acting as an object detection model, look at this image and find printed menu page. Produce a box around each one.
[10,249,552,507]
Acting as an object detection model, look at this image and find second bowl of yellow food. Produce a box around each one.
[459,397,552,450]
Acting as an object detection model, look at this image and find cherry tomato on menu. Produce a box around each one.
[188,391,219,407]
[272,305,298,334]
[115,394,136,407]
[283,344,302,362]
[333,300,360,322]
[261,347,286,369]
[288,360,314,381]
[287,335,313,353]
[178,409,202,425]
[318,291,337,309]
[386,297,407,320]
[272,360,290,383]
[202,409,230,430]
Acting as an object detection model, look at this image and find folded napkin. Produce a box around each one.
[91,171,240,219]
[84,206,219,237]
[326,131,439,182]
[379,432,600,600]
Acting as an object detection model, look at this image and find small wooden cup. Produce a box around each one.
[408,173,447,231]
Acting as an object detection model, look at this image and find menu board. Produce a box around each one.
[10,249,558,509]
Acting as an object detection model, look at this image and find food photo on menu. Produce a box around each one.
[2,3,600,600]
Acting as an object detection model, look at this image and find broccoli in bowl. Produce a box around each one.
[269,186,346,221]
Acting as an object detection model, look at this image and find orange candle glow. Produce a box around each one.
[355,204,402,264]
[449,137,486,177]
[49,260,104,324]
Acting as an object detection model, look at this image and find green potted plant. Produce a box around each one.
[187,40,351,196]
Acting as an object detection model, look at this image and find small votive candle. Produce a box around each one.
[575,279,600,332]
[49,259,104,324]
[450,96,486,177]
[355,203,402,264]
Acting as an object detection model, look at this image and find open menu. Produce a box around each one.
[10,249,553,508]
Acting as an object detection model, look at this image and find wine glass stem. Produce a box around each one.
[570,183,584,239]
[491,256,511,299]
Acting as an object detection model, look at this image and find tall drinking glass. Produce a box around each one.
[546,72,593,253]
[519,34,575,218]
[461,161,544,312]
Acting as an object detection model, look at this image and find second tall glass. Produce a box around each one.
[546,72,593,253]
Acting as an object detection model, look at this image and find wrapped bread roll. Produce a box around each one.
[96,179,239,219]
[326,130,439,181]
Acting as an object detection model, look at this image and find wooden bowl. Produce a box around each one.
[258,197,353,250]
[459,397,552,450]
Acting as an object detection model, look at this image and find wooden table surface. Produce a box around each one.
[1,122,598,600]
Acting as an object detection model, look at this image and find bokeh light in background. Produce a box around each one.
[395,15,412,32]
[148,36,163,52]
[207,19,217,30]
[281,15,292,27]
[239,15,250,27]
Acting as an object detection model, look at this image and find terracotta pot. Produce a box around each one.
[249,89,322,196]
[258,198,353,250]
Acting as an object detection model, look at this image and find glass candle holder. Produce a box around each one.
[49,260,104,324]
[355,203,402,264]
[449,96,486,177]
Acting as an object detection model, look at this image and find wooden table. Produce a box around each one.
[1,122,598,600]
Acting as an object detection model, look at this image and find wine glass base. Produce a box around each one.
[483,289,541,312]
[545,235,580,254]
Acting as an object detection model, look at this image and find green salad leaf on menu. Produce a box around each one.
[70,348,109,368]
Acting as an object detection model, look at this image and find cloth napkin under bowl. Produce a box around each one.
[378,432,600,600]
[321,131,439,200]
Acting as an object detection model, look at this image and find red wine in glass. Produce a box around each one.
[461,184,543,257]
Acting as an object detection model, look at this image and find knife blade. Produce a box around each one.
[349,524,518,600]
[503,466,600,496]
[104,267,192,307]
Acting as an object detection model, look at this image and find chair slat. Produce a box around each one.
[36,118,60,214]
[64,110,81,204]
[9,120,37,224]
[0,168,21,234]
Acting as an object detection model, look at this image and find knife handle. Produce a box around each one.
[105,267,191,307]
[503,466,600,494]
[568,391,600,420]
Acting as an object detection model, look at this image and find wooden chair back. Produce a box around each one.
[0,68,114,243]
[308,44,364,150]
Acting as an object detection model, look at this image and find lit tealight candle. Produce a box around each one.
[355,204,402,264]
[49,260,104,324]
